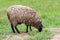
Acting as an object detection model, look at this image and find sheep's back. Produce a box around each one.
[7,5,37,24]
[7,5,36,15]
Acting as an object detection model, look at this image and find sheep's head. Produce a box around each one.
[35,20,43,32]
[38,22,43,32]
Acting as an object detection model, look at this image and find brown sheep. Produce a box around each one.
[7,5,43,33]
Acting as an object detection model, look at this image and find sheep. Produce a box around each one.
[7,5,43,33]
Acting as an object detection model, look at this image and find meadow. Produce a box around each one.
[0,0,60,40]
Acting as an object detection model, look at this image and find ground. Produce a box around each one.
[47,28,60,40]
[2,28,60,40]
[2,33,31,40]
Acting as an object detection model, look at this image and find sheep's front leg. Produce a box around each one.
[11,24,16,33]
[26,25,28,32]
[15,26,20,33]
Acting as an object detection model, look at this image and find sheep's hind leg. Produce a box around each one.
[26,25,28,32]
[11,24,16,33]
[30,26,32,31]
[15,26,20,33]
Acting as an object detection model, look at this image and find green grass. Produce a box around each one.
[0,0,60,40]
[27,30,52,40]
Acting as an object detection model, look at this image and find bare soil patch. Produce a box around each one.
[46,28,60,40]
[2,33,31,40]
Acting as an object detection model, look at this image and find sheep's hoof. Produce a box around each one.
[17,32,20,34]
[26,31,28,33]
[13,31,16,33]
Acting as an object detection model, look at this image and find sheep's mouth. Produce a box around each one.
[38,25,43,32]
[38,28,42,32]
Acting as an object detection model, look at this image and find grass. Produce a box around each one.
[27,30,52,40]
[0,0,60,40]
